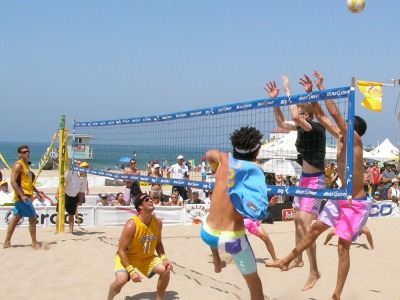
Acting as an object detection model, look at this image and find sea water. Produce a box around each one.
[0,141,217,171]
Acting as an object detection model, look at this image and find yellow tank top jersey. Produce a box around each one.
[14,159,34,201]
[126,215,159,261]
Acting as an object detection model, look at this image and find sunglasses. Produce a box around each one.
[139,194,150,202]
[130,162,136,165]
[20,150,30,154]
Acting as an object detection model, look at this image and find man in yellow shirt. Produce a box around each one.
[3,145,44,250]
[107,193,173,300]
[325,161,337,189]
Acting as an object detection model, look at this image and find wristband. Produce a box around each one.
[126,265,134,274]
[160,255,168,261]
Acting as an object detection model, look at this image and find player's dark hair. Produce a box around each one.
[354,116,367,137]
[134,193,149,212]
[230,126,263,161]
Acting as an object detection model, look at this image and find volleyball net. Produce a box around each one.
[73,85,354,200]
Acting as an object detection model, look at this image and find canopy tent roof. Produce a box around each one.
[258,131,337,160]
[364,138,399,162]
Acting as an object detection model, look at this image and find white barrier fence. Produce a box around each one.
[0,201,398,229]
[0,204,210,229]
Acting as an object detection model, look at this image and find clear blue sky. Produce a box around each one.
[1,1,399,147]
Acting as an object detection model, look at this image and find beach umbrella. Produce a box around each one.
[262,159,302,177]
[119,157,131,163]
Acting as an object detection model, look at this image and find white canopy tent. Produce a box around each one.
[258,131,337,160]
[364,138,399,162]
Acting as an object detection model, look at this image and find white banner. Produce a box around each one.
[1,202,398,229]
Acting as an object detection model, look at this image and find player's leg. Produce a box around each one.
[242,271,264,300]
[152,262,172,300]
[3,214,22,248]
[324,229,336,245]
[257,225,278,261]
[28,215,40,249]
[331,238,351,300]
[361,226,374,249]
[107,271,129,300]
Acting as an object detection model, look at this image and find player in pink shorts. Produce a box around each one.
[267,70,372,300]
[319,198,372,242]
[244,217,278,261]
[293,171,325,214]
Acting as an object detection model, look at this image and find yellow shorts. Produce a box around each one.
[114,254,163,278]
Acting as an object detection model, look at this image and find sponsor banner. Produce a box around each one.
[2,201,398,229]
[369,201,400,218]
[0,206,94,228]
[184,204,210,225]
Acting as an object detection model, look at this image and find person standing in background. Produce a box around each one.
[123,159,141,205]
[3,145,44,249]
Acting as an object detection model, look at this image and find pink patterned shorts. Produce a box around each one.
[319,198,372,242]
[293,171,325,214]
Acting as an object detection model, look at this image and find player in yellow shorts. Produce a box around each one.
[107,193,173,300]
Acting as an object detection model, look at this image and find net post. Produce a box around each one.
[346,78,356,207]
[57,115,67,233]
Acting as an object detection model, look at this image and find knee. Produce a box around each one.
[337,239,350,254]
[159,267,171,278]
[113,277,128,293]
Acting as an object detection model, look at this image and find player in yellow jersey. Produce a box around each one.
[107,193,173,300]
[3,145,44,250]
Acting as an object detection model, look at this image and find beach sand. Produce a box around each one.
[1,217,399,299]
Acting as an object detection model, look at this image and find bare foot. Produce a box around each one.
[288,260,304,270]
[3,242,12,249]
[265,259,288,271]
[31,243,41,250]
[301,272,321,291]
[214,260,227,273]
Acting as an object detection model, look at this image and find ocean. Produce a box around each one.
[0,141,221,171]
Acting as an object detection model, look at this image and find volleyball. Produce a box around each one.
[347,0,365,14]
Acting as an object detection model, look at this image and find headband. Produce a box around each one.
[234,144,260,154]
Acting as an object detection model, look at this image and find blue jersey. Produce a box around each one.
[227,154,269,221]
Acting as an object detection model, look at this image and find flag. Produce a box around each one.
[357,80,383,112]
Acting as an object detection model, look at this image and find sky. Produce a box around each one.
[1,1,400,147]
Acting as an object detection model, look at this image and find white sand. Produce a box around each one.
[0,217,398,299]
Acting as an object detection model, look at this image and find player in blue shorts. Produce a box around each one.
[201,126,271,300]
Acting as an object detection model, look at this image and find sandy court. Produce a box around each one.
[0,216,399,300]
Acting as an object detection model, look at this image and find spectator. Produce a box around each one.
[325,161,337,189]
[388,178,400,203]
[123,159,140,205]
[370,161,381,195]
[32,196,52,207]
[373,191,380,201]
[186,190,205,204]
[78,161,90,205]
[167,155,189,199]
[203,190,212,204]
[200,157,207,182]
[55,163,89,234]
[390,163,398,176]
[275,174,287,203]
[147,159,161,176]
[168,194,183,206]
[149,163,163,178]
[162,159,169,172]
[363,161,372,194]
[149,184,164,206]
[0,180,14,205]
[379,163,396,200]
[97,194,109,206]
[110,192,127,206]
